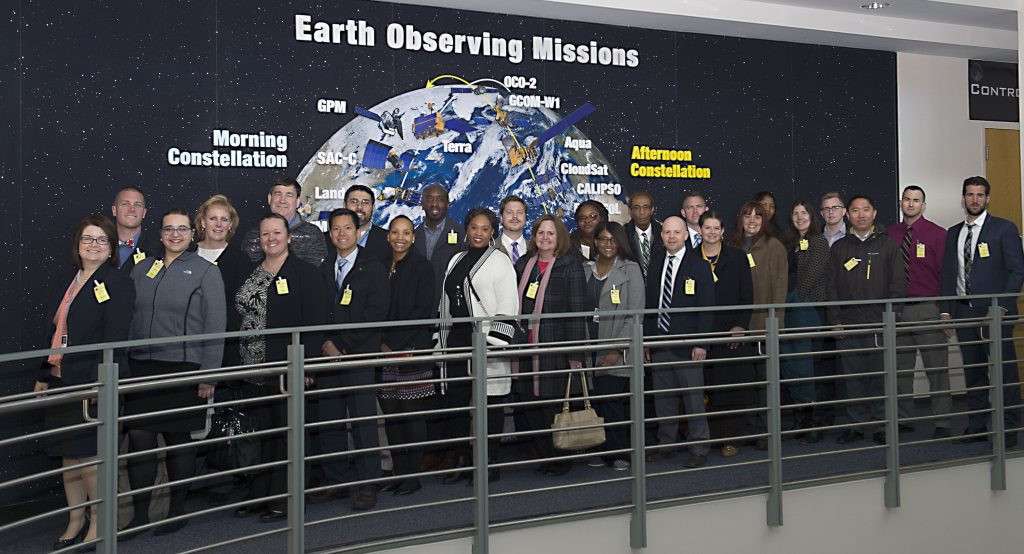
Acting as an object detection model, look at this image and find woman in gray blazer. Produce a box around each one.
[584,221,645,470]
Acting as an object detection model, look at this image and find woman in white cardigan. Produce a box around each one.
[436,207,519,483]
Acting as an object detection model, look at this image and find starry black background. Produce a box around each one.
[0,0,895,508]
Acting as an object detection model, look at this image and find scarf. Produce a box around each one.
[512,255,556,396]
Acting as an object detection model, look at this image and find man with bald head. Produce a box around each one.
[414,183,465,310]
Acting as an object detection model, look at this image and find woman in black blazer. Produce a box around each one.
[231,213,329,522]
[695,211,754,458]
[514,214,588,476]
[377,216,435,495]
[35,214,135,549]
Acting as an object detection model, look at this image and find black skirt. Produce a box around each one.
[42,377,96,458]
[124,358,205,432]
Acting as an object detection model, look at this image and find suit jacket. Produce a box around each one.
[360,225,392,265]
[584,258,646,377]
[321,247,390,355]
[198,244,253,368]
[624,220,663,277]
[118,231,162,274]
[644,248,715,353]
[41,264,136,384]
[257,254,330,363]
[414,217,466,313]
[940,214,1024,315]
[704,245,753,333]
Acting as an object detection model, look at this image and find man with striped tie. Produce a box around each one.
[625,191,663,279]
[681,191,708,251]
[643,215,715,468]
[497,195,529,263]
[887,186,951,440]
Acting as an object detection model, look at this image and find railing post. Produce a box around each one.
[629,313,647,549]
[471,326,489,554]
[286,332,306,553]
[883,303,901,508]
[988,302,1006,491]
[765,309,783,527]
[96,348,118,553]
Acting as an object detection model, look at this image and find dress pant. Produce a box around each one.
[651,348,709,456]
[896,301,952,430]
[838,333,885,431]
[241,381,287,510]
[953,301,1022,433]
[316,367,381,492]
[593,375,630,461]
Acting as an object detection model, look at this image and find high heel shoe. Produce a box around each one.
[52,515,89,551]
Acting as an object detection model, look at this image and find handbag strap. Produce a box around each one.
[561,370,593,413]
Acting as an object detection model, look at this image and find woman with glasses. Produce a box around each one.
[696,211,754,458]
[584,221,644,470]
[730,201,787,450]
[122,209,226,538]
[36,214,135,549]
[781,201,829,439]
[570,200,609,261]
[231,213,328,522]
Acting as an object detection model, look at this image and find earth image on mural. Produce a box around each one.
[297,83,628,232]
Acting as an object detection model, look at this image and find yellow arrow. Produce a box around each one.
[425,74,474,88]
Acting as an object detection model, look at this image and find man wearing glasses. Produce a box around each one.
[344,184,390,263]
[820,192,847,247]
[112,186,162,272]
[241,176,328,266]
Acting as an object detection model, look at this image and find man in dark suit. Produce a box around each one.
[345,184,390,263]
[643,215,716,468]
[681,191,708,251]
[940,176,1024,448]
[414,184,465,311]
[307,208,390,510]
[111,186,161,272]
[624,191,663,279]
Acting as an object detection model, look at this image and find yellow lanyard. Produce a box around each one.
[700,245,719,282]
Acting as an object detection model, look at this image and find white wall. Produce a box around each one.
[385,458,1024,554]
[897,52,1019,228]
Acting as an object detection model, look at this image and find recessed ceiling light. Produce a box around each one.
[861,2,890,8]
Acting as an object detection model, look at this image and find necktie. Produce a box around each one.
[963,223,975,295]
[336,258,348,299]
[659,255,676,333]
[901,225,912,284]
[694,234,702,248]
[640,233,650,273]
[511,241,520,264]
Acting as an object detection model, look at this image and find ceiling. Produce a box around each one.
[380,0,1020,61]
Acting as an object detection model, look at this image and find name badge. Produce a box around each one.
[799,239,808,251]
[133,251,146,265]
[610,288,621,305]
[916,243,926,258]
[93,281,110,304]
[146,259,164,279]
[340,286,352,305]
[526,282,539,299]
[978,243,990,258]
[447,230,458,245]
[844,257,860,271]
[747,253,756,268]
[685,278,696,295]
[60,334,68,347]
[276,277,290,295]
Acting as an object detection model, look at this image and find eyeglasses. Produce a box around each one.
[577,213,601,222]
[80,235,110,245]
[347,198,373,207]
[821,206,844,213]
[595,236,616,244]
[161,226,192,235]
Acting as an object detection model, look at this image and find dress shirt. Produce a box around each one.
[117,230,143,268]
[634,225,653,248]
[357,225,371,248]
[422,222,444,258]
[335,248,359,287]
[823,225,846,247]
[888,216,945,298]
[688,227,701,248]
[956,211,987,296]
[660,248,685,295]
[501,233,528,257]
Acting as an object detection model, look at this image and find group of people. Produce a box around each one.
[35,175,1023,548]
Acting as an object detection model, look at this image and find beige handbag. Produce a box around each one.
[551,371,606,451]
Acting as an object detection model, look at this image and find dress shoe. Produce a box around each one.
[872,432,886,445]
[379,481,401,493]
[153,518,188,536]
[442,471,471,485]
[754,438,769,451]
[684,454,708,468]
[305,487,349,504]
[836,430,865,444]
[954,430,987,444]
[258,509,287,522]
[645,450,675,462]
[931,428,951,440]
[234,504,266,518]
[352,491,377,511]
[395,479,422,495]
[800,431,823,444]
[52,516,89,551]
[720,444,740,458]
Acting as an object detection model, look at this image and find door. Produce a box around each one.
[983,128,1024,390]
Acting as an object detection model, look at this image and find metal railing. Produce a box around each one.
[1,292,1022,553]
